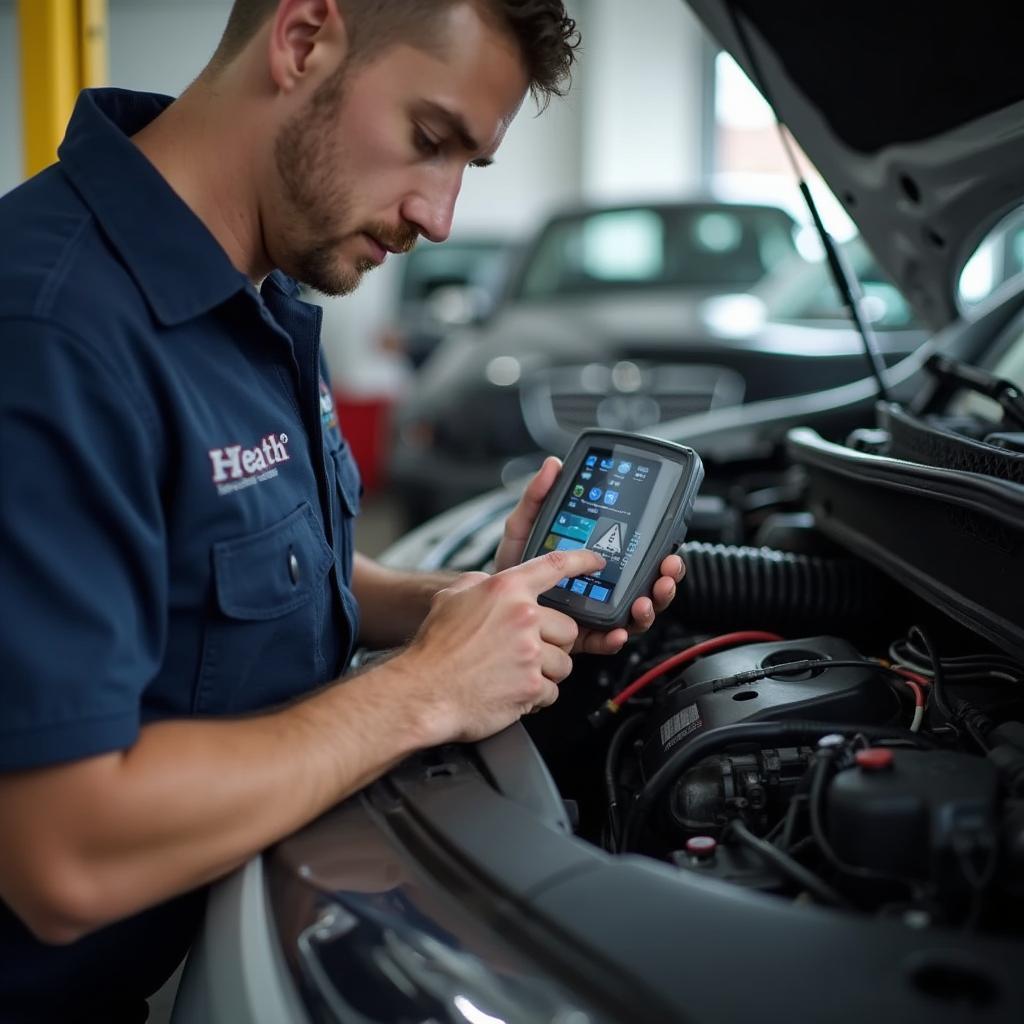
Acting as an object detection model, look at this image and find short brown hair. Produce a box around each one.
[211,0,580,107]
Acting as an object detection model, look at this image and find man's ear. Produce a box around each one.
[267,0,347,94]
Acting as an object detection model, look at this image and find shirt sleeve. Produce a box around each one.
[0,317,166,770]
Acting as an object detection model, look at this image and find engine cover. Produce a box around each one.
[641,636,899,778]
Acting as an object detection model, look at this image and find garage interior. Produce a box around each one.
[3,3,1024,1023]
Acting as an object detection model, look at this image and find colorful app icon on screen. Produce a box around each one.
[588,487,603,502]
[555,537,584,551]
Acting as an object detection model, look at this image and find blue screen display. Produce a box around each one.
[540,446,661,605]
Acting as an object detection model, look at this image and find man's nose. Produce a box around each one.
[401,170,463,244]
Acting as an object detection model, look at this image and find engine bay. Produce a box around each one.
[470,460,1024,942]
[261,388,1024,1023]
[559,619,1020,935]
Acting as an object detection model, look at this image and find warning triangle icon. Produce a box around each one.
[592,521,623,556]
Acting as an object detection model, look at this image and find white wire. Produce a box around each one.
[887,641,934,677]
[872,655,926,731]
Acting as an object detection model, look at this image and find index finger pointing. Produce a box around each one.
[515,547,607,594]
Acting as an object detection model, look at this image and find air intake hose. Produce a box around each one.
[674,542,898,632]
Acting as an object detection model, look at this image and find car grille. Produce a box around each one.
[521,362,745,452]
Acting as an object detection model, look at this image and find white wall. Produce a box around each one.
[449,52,585,235]
[108,0,232,95]
[581,0,707,202]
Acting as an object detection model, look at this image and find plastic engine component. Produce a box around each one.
[641,637,898,778]
[669,746,813,838]
[826,749,1000,895]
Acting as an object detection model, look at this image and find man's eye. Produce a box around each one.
[414,128,441,157]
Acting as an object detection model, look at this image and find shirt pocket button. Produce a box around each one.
[288,549,301,585]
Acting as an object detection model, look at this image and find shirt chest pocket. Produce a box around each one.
[193,502,335,715]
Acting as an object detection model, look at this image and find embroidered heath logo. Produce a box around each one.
[208,433,290,496]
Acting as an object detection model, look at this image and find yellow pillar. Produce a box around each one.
[18,0,108,180]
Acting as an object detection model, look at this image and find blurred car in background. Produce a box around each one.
[382,235,516,368]
[389,197,925,524]
[389,198,801,522]
[706,234,918,339]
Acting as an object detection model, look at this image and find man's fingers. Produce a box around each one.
[651,575,677,613]
[628,595,656,634]
[648,555,685,613]
[660,553,685,582]
[525,678,561,713]
[539,607,579,652]
[513,547,606,593]
[540,644,574,684]
[504,456,561,546]
[577,627,628,656]
[493,457,563,573]
[436,571,490,599]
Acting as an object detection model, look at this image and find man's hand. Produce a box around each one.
[494,456,686,656]
[399,547,605,743]
[351,554,461,649]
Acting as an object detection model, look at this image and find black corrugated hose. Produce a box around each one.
[673,542,898,633]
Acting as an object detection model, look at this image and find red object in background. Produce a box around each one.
[334,392,393,494]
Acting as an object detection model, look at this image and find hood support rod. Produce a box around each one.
[723,0,891,404]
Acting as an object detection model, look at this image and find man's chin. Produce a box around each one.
[293,256,379,298]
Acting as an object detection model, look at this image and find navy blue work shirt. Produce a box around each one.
[0,88,362,1022]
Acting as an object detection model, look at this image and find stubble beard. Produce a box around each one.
[273,72,420,296]
[274,72,367,296]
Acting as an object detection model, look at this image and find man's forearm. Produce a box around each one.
[1,547,597,946]
[352,552,459,648]
[0,659,433,943]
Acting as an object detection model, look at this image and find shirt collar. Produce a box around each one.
[58,88,250,327]
[263,269,303,301]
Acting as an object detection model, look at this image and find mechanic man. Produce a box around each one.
[0,1,684,1020]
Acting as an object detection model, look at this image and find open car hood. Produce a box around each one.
[686,0,1024,330]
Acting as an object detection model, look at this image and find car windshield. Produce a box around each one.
[753,236,919,330]
[398,239,510,306]
[514,204,798,300]
[754,207,1024,333]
